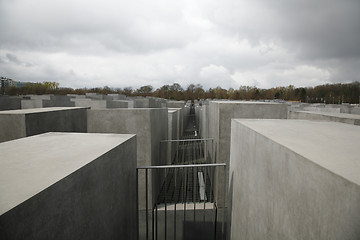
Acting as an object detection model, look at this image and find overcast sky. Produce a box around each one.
[1,0,359,90]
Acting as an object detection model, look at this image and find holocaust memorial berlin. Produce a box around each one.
[1,90,360,240]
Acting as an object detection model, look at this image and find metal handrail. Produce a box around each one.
[137,163,226,240]
[137,163,225,169]
[160,138,214,143]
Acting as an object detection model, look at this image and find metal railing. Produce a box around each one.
[160,138,215,166]
[137,163,226,240]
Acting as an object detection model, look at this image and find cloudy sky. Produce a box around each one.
[0,0,359,90]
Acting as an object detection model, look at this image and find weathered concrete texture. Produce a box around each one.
[71,99,107,109]
[199,105,209,139]
[195,104,201,131]
[168,108,183,139]
[71,98,131,109]
[183,103,191,132]
[106,94,127,100]
[43,95,75,107]
[85,92,104,100]
[0,132,137,240]
[27,95,52,100]
[166,109,180,164]
[229,119,360,239]
[350,106,360,115]
[22,96,76,109]
[302,106,341,113]
[167,101,185,133]
[87,108,168,209]
[289,110,360,126]
[131,97,162,108]
[88,108,168,166]
[67,94,86,99]
[0,96,22,111]
[0,107,88,143]
[208,101,288,205]
[107,100,130,108]
[166,100,185,109]
[288,103,360,115]
[21,99,43,109]
[350,107,360,115]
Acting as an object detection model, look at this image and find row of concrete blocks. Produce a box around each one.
[2,120,359,239]
[199,102,360,170]
[0,95,186,110]
[195,101,359,239]
[0,107,184,167]
[0,106,185,210]
[0,105,186,239]
[288,102,360,115]
[1,100,359,239]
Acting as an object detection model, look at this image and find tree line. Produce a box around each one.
[2,81,360,104]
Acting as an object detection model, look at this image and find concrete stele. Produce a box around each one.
[208,101,288,206]
[289,110,360,126]
[229,119,360,239]
[0,132,137,239]
[0,107,88,143]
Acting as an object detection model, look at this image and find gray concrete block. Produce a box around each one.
[350,106,360,115]
[41,96,76,108]
[199,105,209,139]
[168,108,183,140]
[168,104,184,134]
[129,97,163,108]
[106,100,129,109]
[87,108,168,167]
[166,109,180,164]
[0,132,137,240]
[0,96,22,111]
[71,99,107,109]
[87,108,168,209]
[67,94,86,99]
[208,101,288,205]
[27,95,52,100]
[302,106,341,113]
[107,94,126,100]
[289,110,360,126]
[229,119,360,239]
[133,98,150,108]
[147,97,163,108]
[50,95,74,101]
[166,100,185,109]
[22,96,76,108]
[0,107,88,143]
[85,93,104,100]
[43,100,75,107]
[21,99,43,109]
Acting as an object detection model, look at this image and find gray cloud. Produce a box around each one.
[0,0,194,54]
[6,53,20,64]
[0,0,359,89]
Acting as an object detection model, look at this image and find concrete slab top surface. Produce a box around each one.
[291,110,360,119]
[0,132,135,215]
[211,100,283,105]
[0,107,89,115]
[234,119,360,186]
